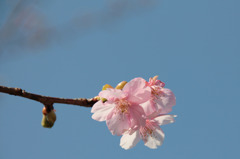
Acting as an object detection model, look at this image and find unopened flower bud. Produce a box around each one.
[41,114,54,128]
[42,107,48,115]
[115,81,127,90]
[41,108,56,128]
[102,84,113,90]
[47,110,57,123]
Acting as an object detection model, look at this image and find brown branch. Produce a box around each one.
[0,85,98,109]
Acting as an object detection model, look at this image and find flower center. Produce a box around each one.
[151,86,162,97]
[140,127,153,137]
[140,120,156,139]
[115,99,130,114]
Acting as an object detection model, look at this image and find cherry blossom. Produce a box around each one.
[141,76,176,116]
[91,77,151,136]
[120,114,176,150]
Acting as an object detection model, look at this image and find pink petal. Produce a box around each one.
[123,77,151,104]
[154,115,176,126]
[91,101,115,121]
[155,88,176,114]
[144,127,165,149]
[129,105,146,129]
[141,100,157,117]
[106,112,130,136]
[120,130,141,150]
[99,89,126,101]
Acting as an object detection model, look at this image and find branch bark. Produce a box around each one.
[0,85,98,109]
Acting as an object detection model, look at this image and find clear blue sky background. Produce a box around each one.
[0,0,239,159]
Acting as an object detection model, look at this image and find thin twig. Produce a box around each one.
[0,85,98,108]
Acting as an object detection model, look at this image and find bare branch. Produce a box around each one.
[0,85,98,108]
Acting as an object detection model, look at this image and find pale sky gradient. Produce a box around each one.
[0,0,239,159]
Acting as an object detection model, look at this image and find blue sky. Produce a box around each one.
[0,0,239,159]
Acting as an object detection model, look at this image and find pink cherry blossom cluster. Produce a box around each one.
[91,76,176,149]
